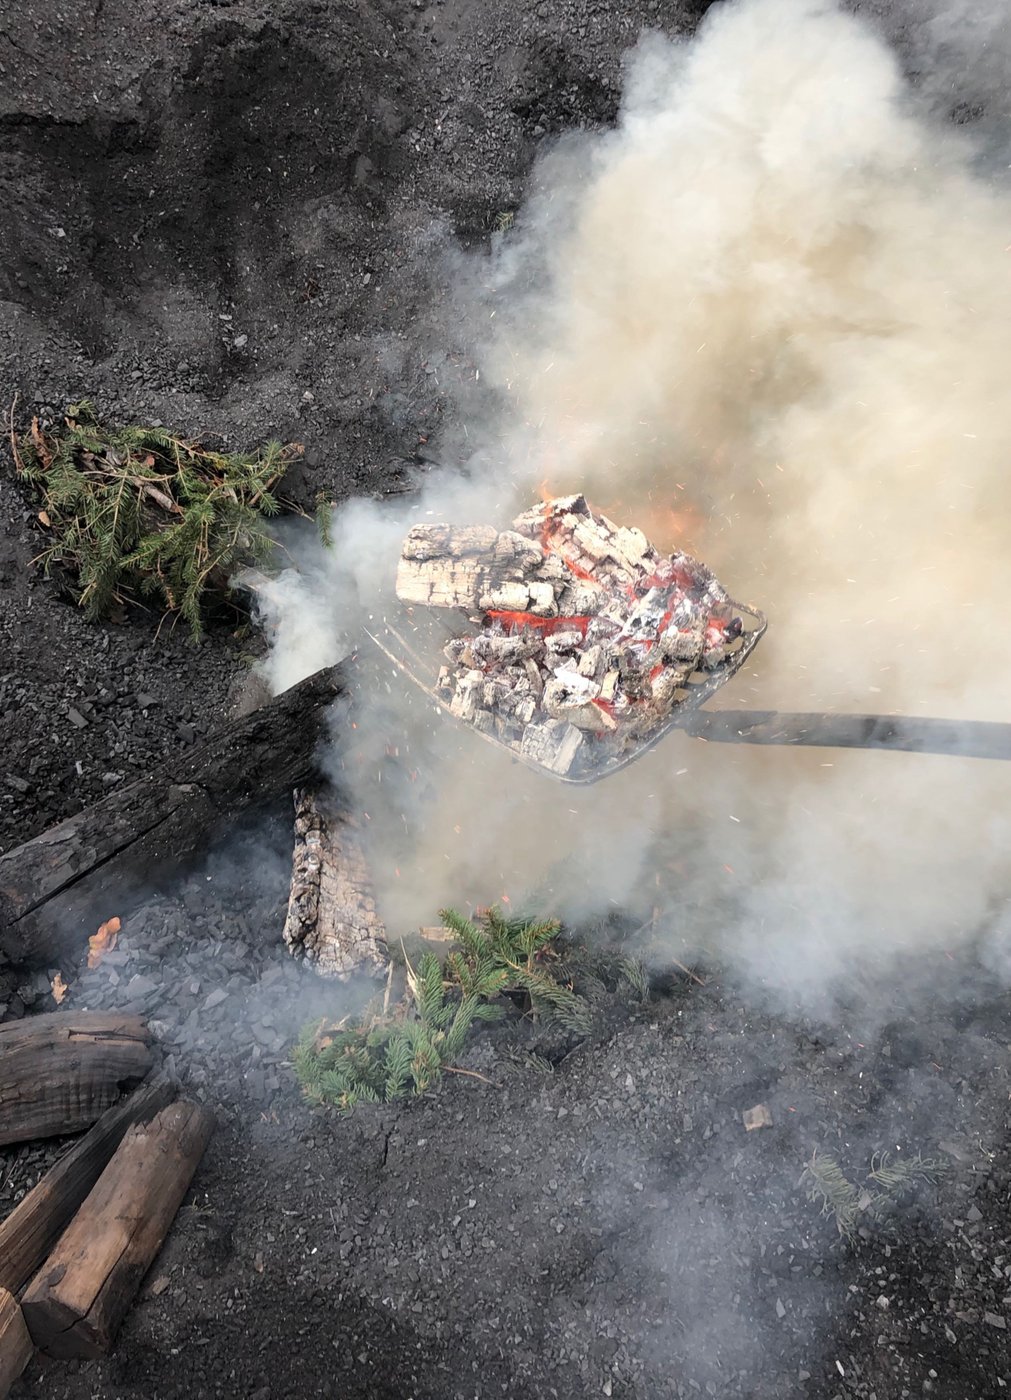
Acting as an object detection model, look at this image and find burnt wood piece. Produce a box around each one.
[0,1013,152,1148]
[20,1100,215,1360]
[682,709,1011,761]
[283,786,389,980]
[0,661,351,967]
[0,1288,32,1400]
[0,1074,177,1294]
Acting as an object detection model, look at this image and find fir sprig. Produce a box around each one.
[801,1148,947,1240]
[10,399,305,638]
[294,907,591,1113]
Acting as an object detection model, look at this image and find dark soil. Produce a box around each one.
[3,830,1009,1400]
[2,1,1010,1398]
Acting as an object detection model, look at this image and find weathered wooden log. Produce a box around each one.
[283,786,389,980]
[0,661,350,967]
[0,1073,177,1295]
[20,1100,215,1359]
[0,1288,32,1399]
[0,1012,152,1148]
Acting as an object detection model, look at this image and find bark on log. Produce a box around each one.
[0,1074,177,1294]
[283,786,389,980]
[20,1100,215,1360]
[0,1013,152,1148]
[0,1289,32,1400]
[0,661,350,967]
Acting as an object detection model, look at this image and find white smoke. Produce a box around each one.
[259,0,1011,1010]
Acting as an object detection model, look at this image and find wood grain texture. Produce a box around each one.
[21,1100,215,1359]
[0,1012,152,1147]
[0,1288,32,1399]
[0,1074,176,1294]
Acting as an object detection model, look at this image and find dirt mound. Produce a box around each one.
[0,0,707,854]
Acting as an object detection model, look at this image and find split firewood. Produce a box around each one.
[0,1073,177,1295]
[0,1013,152,1148]
[0,1288,32,1400]
[0,660,351,968]
[395,494,756,779]
[21,1100,215,1360]
[283,786,389,981]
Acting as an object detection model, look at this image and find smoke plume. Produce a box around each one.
[258,0,1011,1009]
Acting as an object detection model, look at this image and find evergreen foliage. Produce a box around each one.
[802,1148,947,1240]
[294,907,591,1113]
[10,399,304,637]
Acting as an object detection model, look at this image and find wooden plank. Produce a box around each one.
[0,1012,152,1147]
[681,709,1011,761]
[0,661,351,967]
[0,1289,32,1399]
[0,1074,177,1294]
[21,1100,215,1360]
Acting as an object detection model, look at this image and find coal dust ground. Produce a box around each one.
[1,1,1010,1398]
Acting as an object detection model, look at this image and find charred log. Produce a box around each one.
[20,1100,215,1360]
[0,1013,152,1148]
[0,661,351,968]
[0,1073,177,1295]
[283,786,389,980]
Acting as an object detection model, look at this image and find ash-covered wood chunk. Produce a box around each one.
[283,787,389,981]
[519,718,586,776]
[394,493,754,778]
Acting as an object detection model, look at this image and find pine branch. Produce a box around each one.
[12,402,302,638]
[295,906,592,1113]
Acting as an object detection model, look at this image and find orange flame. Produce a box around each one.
[87,916,121,970]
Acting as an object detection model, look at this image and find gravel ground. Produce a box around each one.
[2,1,1011,1397]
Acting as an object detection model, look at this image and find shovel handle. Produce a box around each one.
[681,709,1011,761]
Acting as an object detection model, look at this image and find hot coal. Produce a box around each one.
[396,494,759,777]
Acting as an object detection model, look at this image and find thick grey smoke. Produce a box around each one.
[257,0,1011,1010]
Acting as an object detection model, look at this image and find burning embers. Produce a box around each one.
[394,494,763,779]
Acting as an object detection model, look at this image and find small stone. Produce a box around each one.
[984,1313,1007,1330]
[67,707,88,729]
[966,1204,983,1223]
[202,988,228,1011]
[776,1298,786,1319]
[149,1275,171,1296]
[742,1103,773,1131]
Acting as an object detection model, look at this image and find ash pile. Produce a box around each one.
[395,494,763,779]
